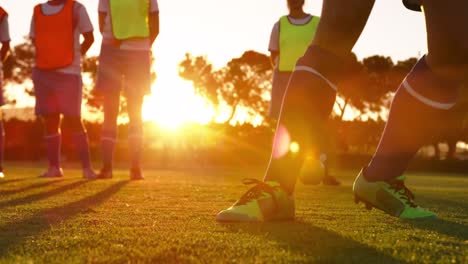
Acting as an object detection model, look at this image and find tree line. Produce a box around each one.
[2,40,467,162]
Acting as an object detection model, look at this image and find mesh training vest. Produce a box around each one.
[278,15,319,72]
[110,0,150,40]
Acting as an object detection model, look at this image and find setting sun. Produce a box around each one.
[142,75,215,130]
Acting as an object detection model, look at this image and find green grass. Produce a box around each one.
[0,163,466,263]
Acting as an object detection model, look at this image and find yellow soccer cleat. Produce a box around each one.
[216,179,295,222]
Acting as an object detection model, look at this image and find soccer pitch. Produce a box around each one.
[0,164,466,263]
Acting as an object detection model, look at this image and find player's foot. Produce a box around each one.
[216,179,295,222]
[97,168,113,179]
[39,167,64,178]
[82,167,97,180]
[353,170,436,219]
[130,167,144,181]
[322,175,341,186]
[299,158,324,185]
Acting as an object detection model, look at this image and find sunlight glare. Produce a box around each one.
[143,76,215,130]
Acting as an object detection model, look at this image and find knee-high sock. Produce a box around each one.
[73,132,92,169]
[365,57,459,181]
[0,121,4,171]
[101,130,117,171]
[45,133,61,169]
[128,125,143,169]
[263,46,349,193]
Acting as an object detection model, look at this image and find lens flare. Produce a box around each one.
[290,142,300,154]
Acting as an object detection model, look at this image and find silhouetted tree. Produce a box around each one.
[179,51,272,124]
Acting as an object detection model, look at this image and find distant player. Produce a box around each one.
[95,0,159,180]
[0,6,10,179]
[217,0,467,221]
[30,0,96,178]
[268,0,340,186]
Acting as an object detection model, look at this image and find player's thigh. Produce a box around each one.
[422,0,468,77]
[313,0,375,55]
[123,50,151,98]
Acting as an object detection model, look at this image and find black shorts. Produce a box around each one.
[403,0,421,12]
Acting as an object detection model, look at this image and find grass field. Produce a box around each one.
[0,163,466,263]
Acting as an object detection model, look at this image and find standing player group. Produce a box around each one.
[0,0,159,180]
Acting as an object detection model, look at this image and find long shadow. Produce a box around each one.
[0,180,129,255]
[0,180,62,196]
[0,180,88,209]
[222,221,406,264]
[0,179,25,186]
[406,218,468,241]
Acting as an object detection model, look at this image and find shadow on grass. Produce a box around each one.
[0,180,62,196]
[222,221,406,264]
[407,218,468,241]
[418,195,468,211]
[0,180,88,209]
[0,179,25,186]
[0,180,129,255]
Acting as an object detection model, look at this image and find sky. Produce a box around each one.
[1,0,428,124]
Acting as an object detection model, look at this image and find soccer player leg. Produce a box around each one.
[0,113,4,178]
[63,116,96,179]
[99,90,120,179]
[217,0,375,222]
[353,0,468,220]
[124,49,151,180]
[0,76,5,177]
[353,58,454,219]
[60,75,96,179]
[263,50,339,193]
[95,45,122,179]
[217,47,348,222]
[127,93,144,180]
[32,69,63,178]
[39,114,64,178]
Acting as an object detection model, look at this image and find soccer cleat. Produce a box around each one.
[216,179,295,222]
[299,158,324,185]
[322,175,341,186]
[300,155,341,186]
[130,167,144,181]
[82,167,97,180]
[39,167,64,178]
[353,170,436,219]
[96,168,113,179]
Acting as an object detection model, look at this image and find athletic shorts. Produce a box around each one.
[95,44,151,98]
[32,68,83,117]
[269,70,292,119]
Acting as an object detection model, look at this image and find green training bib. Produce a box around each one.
[278,15,319,72]
[110,0,150,40]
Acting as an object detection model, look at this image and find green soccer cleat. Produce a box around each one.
[216,179,295,222]
[353,170,436,219]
